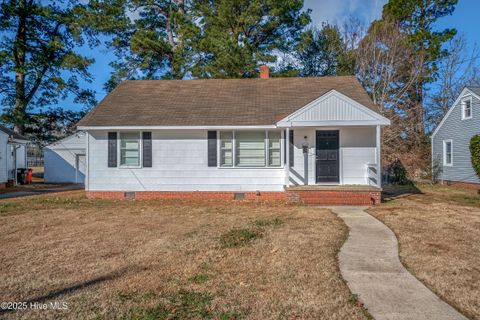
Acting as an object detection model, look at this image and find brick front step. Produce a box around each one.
[86,189,381,205]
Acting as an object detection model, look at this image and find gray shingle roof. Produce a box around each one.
[78,76,380,127]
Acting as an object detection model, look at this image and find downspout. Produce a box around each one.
[12,144,20,185]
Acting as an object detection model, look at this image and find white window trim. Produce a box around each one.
[217,130,284,169]
[118,131,143,169]
[443,139,453,167]
[461,96,472,120]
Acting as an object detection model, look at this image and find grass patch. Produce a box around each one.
[219,228,260,248]
[252,217,283,227]
[123,291,213,320]
[189,274,209,284]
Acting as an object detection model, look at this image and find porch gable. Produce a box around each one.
[276,90,390,127]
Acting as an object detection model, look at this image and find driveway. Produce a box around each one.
[0,184,83,200]
[331,206,467,320]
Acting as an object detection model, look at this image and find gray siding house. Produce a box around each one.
[432,86,480,186]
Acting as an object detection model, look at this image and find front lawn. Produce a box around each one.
[0,192,367,319]
[368,183,480,320]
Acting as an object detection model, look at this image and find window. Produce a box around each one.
[268,131,281,166]
[120,132,140,166]
[218,130,282,168]
[443,140,452,166]
[236,131,266,167]
[462,97,472,119]
[220,131,233,167]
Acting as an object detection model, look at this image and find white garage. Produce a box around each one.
[44,132,86,184]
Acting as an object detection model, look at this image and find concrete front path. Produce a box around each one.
[330,206,468,320]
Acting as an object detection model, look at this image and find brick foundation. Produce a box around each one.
[0,182,6,189]
[285,190,381,205]
[437,180,480,190]
[86,191,286,201]
[86,189,381,205]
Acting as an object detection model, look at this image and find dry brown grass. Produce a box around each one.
[368,183,480,320]
[0,191,366,319]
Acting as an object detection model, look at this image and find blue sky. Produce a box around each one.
[64,0,480,112]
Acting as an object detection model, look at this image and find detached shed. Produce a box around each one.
[44,132,86,184]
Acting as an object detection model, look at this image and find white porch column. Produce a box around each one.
[376,125,382,187]
[286,127,290,187]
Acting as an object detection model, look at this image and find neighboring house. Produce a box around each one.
[432,86,480,188]
[0,125,28,188]
[77,68,391,204]
[44,132,86,184]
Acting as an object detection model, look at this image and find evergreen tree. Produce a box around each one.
[296,24,354,77]
[0,0,125,134]
[190,0,310,78]
[381,0,458,137]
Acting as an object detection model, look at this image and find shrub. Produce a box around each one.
[470,135,480,178]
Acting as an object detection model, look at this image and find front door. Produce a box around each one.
[316,130,339,183]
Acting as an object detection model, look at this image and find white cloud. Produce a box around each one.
[304,0,387,27]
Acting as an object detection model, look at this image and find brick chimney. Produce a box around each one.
[260,65,269,79]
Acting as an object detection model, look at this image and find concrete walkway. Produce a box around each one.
[330,206,468,320]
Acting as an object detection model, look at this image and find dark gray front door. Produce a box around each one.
[316,130,339,183]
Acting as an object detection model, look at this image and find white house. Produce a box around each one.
[77,70,390,204]
[0,125,28,188]
[44,132,86,184]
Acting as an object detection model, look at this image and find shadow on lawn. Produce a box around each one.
[0,266,137,315]
[381,184,423,202]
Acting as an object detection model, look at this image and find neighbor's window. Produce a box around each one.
[120,132,140,166]
[462,97,472,119]
[220,131,233,167]
[443,140,452,166]
[236,131,266,167]
[268,131,281,167]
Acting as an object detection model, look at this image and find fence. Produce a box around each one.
[27,144,44,167]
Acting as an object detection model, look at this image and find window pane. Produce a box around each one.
[220,132,233,167]
[120,132,140,166]
[445,142,452,164]
[268,131,281,166]
[236,131,265,167]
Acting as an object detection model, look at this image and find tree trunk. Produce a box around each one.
[13,0,28,135]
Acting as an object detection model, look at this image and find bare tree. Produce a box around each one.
[355,19,426,175]
[427,34,480,127]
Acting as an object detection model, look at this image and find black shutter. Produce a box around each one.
[143,132,152,167]
[289,130,294,166]
[108,132,117,167]
[207,131,217,167]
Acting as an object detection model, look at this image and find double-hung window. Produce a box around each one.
[443,139,452,166]
[219,130,282,168]
[462,97,472,120]
[120,132,141,166]
[236,131,266,167]
[220,131,233,167]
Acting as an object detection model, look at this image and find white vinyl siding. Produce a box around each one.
[443,140,453,166]
[86,129,285,192]
[235,131,266,167]
[120,132,140,166]
[220,131,233,167]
